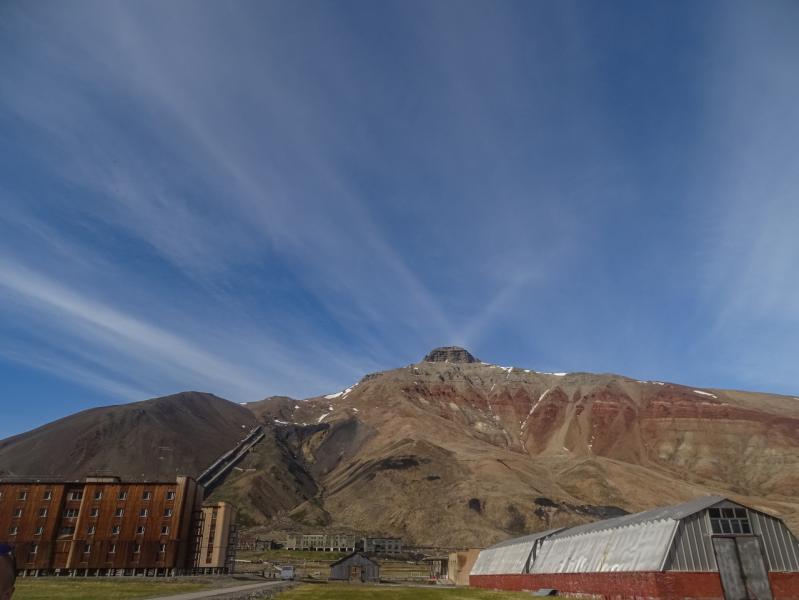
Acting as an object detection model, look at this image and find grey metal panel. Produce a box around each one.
[749,510,799,572]
[737,537,774,600]
[471,529,561,576]
[667,511,717,571]
[714,537,748,600]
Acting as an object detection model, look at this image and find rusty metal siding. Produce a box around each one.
[0,477,201,572]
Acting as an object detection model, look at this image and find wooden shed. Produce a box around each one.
[329,552,380,583]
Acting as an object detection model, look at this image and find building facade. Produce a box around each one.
[448,549,481,586]
[362,537,402,554]
[0,476,235,576]
[471,496,799,600]
[284,533,358,552]
[195,502,236,575]
[329,552,380,582]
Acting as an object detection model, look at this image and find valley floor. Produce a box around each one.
[12,576,253,600]
[13,579,210,600]
[281,583,568,600]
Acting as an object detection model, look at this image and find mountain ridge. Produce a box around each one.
[2,347,798,546]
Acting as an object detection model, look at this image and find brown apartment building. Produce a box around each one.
[0,475,235,576]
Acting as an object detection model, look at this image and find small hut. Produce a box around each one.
[329,552,380,583]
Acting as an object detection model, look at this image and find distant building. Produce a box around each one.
[284,533,357,552]
[471,496,799,600]
[448,549,480,586]
[0,475,235,576]
[329,552,380,582]
[362,537,402,554]
[195,502,236,574]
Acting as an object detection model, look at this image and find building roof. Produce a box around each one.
[471,529,562,575]
[548,495,725,540]
[330,552,380,567]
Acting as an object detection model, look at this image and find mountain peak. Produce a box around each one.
[423,346,479,363]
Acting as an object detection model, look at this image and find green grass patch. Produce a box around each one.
[13,579,210,600]
[280,583,555,600]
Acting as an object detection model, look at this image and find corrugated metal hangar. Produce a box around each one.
[471,496,799,600]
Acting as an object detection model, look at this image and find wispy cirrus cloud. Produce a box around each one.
[1,0,797,438]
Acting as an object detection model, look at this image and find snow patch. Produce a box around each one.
[693,390,717,398]
[352,407,359,412]
[317,412,331,423]
[274,419,289,425]
[324,391,344,400]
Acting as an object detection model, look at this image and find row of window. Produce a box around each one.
[2,490,176,502]
[9,507,173,519]
[1,541,166,556]
[9,524,171,537]
[82,542,168,555]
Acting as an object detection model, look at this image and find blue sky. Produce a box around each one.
[1,0,798,438]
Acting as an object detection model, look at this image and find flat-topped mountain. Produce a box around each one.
[423,345,480,363]
[2,348,798,546]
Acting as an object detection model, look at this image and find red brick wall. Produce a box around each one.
[471,571,799,600]
[770,572,799,600]
[473,572,711,600]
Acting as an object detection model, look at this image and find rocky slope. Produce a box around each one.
[2,348,798,547]
[0,391,256,480]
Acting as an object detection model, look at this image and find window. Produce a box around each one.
[709,507,751,535]
[163,508,173,518]
[165,491,175,501]
[38,508,48,518]
[160,525,170,535]
[69,491,83,501]
[63,508,79,518]
[93,491,102,501]
[0,491,4,500]
[139,508,148,517]
[143,491,152,500]
[90,508,99,518]
[13,508,22,518]
[111,525,121,535]
[58,526,75,538]
[133,544,141,554]
[117,491,128,501]
[114,508,124,517]
[108,544,116,554]
[30,543,38,555]
[18,491,28,501]
[84,544,92,554]
[87,525,96,535]
[136,526,145,535]
[43,491,52,500]
[35,526,44,536]
[159,544,167,553]
[8,527,18,536]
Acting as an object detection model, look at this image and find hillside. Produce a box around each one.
[0,391,256,480]
[2,348,799,546]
